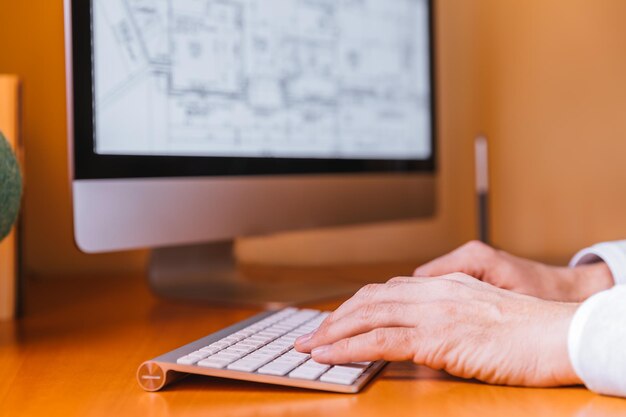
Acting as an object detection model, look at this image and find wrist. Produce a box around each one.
[572,263,614,301]
[548,302,583,386]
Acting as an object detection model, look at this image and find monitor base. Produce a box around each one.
[148,241,362,309]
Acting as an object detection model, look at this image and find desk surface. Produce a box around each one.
[1,263,625,417]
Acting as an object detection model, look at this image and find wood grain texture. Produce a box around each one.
[1,264,624,417]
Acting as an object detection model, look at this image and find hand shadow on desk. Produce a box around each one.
[377,362,621,417]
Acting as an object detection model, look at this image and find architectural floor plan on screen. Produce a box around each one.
[93,0,432,159]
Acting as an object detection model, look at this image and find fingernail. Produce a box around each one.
[296,332,315,345]
[311,345,331,359]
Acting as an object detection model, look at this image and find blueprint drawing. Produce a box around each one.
[93,0,432,159]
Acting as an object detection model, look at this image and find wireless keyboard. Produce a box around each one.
[137,308,386,393]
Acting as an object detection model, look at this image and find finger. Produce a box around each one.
[413,241,495,278]
[311,327,416,364]
[295,302,418,352]
[324,281,428,325]
[386,274,475,284]
[387,276,421,284]
[326,275,472,327]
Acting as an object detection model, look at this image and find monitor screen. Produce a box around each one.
[92,0,432,161]
[70,0,436,178]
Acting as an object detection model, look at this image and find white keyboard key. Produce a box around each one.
[227,360,264,372]
[209,341,231,349]
[332,365,368,375]
[288,368,325,380]
[244,352,276,363]
[262,344,291,354]
[274,335,295,342]
[258,332,275,338]
[288,359,331,380]
[271,324,292,331]
[280,350,309,360]
[268,351,308,365]
[305,360,332,369]
[228,355,272,371]
[197,357,233,369]
[176,355,200,365]
[229,334,246,342]
[228,344,256,354]
[199,346,221,355]
[238,340,265,349]
[319,365,367,385]
[216,351,243,360]
[252,350,282,362]
[274,358,308,367]
[320,370,361,385]
[262,328,285,335]
[248,336,272,343]
[186,350,211,359]
[258,361,300,376]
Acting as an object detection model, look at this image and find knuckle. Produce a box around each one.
[356,283,380,300]
[431,276,465,293]
[462,240,486,254]
[336,336,353,352]
[372,328,414,360]
[432,275,456,286]
[399,329,415,351]
[457,241,499,272]
[386,280,407,289]
[325,311,338,324]
[385,302,402,317]
[470,240,498,257]
[448,272,473,282]
[373,328,390,349]
[359,303,379,321]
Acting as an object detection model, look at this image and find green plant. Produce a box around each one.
[0,131,22,241]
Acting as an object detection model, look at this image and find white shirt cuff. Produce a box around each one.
[568,286,626,397]
[569,240,626,285]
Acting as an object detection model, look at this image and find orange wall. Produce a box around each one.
[0,1,148,276]
[0,1,481,277]
[483,0,626,263]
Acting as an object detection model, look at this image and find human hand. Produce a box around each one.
[413,241,613,302]
[295,274,582,387]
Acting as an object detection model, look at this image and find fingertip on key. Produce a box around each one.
[295,332,314,351]
[311,345,332,361]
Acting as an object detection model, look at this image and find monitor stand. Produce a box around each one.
[148,241,363,309]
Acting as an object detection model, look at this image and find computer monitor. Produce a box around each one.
[64,0,437,306]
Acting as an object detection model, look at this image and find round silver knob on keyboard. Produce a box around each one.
[137,362,166,391]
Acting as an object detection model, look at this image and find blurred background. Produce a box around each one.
[1,0,626,279]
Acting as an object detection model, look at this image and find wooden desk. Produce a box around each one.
[1,264,625,417]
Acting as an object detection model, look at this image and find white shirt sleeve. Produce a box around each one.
[570,240,626,285]
[568,240,626,397]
